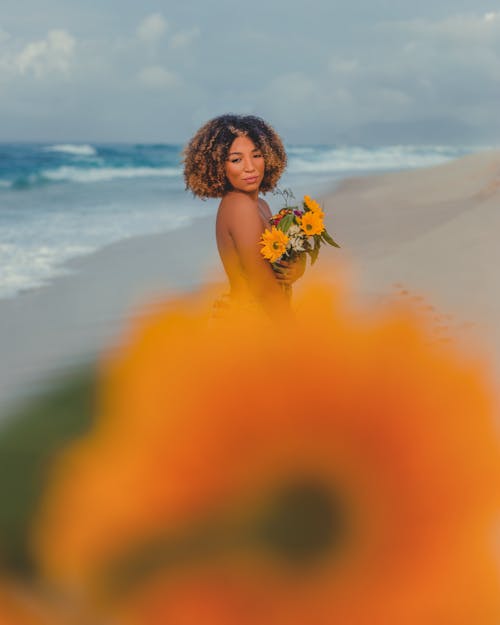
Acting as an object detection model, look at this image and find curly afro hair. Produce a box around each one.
[182,114,287,199]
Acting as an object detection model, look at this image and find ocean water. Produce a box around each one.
[0,142,480,300]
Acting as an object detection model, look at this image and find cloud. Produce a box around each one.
[381,12,500,43]
[137,13,168,45]
[137,65,177,89]
[0,27,11,44]
[2,3,500,143]
[484,12,500,23]
[328,56,359,76]
[15,29,75,78]
[169,27,200,50]
[259,72,320,128]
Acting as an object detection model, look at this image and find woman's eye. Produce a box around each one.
[230,158,241,163]
[253,153,263,158]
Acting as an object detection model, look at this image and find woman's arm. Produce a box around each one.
[223,195,290,318]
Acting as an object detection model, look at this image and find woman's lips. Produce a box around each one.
[243,176,259,183]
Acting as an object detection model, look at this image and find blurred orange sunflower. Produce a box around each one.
[0,581,65,625]
[33,281,500,625]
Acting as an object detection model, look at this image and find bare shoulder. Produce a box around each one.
[220,191,257,211]
[258,196,272,220]
[218,192,260,226]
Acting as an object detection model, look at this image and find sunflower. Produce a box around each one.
[260,226,289,262]
[298,211,325,236]
[33,281,500,625]
[303,195,325,218]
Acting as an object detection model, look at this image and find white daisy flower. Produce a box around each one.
[289,236,306,252]
[288,224,301,236]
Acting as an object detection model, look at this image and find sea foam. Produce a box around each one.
[286,145,471,175]
[41,165,182,184]
[42,144,97,157]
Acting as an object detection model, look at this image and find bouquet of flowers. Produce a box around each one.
[260,189,340,268]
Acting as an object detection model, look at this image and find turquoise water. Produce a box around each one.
[0,142,479,299]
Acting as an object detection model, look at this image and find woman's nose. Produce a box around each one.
[243,156,255,171]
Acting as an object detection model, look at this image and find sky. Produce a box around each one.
[1,0,500,144]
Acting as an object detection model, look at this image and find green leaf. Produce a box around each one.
[322,230,341,248]
[310,245,320,265]
[277,213,294,233]
[0,364,95,573]
[308,236,320,265]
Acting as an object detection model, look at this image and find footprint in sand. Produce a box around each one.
[389,284,468,346]
[478,177,500,200]
[459,321,477,330]
[434,325,450,333]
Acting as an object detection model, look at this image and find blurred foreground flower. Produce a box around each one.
[33,281,500,624]
[0,580,64,625]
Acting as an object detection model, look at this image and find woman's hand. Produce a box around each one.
[273,254,307,286]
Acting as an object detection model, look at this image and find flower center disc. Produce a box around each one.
[256,478,346,565]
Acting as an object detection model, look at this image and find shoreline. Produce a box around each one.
[1,213,217,304]
[0,221,193,304]
[0,213,221,415]
[2,149,500,413]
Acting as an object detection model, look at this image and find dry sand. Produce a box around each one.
[1,150,500,414]
[320,150,500,376]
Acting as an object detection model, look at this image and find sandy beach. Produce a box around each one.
[0,215,222,415]
[321,150,500,377]
[2,149,500,415]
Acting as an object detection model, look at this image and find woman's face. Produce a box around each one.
[224,135,265,193]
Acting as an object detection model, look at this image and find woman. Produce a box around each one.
[183,114,304,318]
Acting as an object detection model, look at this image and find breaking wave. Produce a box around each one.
[42,144,97,157]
